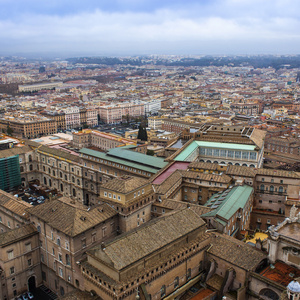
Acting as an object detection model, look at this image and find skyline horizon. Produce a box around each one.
[1,0,299,59]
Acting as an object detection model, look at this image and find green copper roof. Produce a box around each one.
[203,185,253,222]
[174,141,256,161]
[79,148,167,174]
[107,147,168,169]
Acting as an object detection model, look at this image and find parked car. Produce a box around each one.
[27,292,34,299]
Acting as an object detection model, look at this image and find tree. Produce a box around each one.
[137,125,148,141]
[7,125,13,136]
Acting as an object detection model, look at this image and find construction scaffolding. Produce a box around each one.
[0,155,21,191]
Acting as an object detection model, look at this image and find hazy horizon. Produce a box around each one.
[1,0,300,59]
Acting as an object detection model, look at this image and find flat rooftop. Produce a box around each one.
[278,223,300,242]
[259,261,300,287]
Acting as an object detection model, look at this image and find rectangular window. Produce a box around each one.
[235,151,241,159]
[10,267,15,275]
[59,267,63,277]
[7,250,14,260]
[220,149,226,157]
[102,227,107,237]
[228,150,234,158]
[213,149,219,156]
[25,242,31,252]
[117,195,121,201]
[206,148,212,156]
[81,239,86,248]
[242,151,249,159]
[28,259,32,266]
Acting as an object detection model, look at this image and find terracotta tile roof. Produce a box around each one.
[188,162,220,170]
[154,199,213,216]
[28,199,117,237]
[226,165,256,177]
[101,175,149,193]
[91,209,206,270]
[0,145,32,158]
[208,233,266,271]
[26,140,81,162]
[249,128,266,149]
[0,189,31,220]
[181,170,232,183]
[0,224,37,246]
[153,170,183,194]
[256,169,300,179]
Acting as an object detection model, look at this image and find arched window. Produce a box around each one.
[235,163,240,166]
[28,155,32,162]
[60,184,63,192]
[259,288,279,300]
[242,163,248,167]
[250,164,255,168]
[228,162,233,165]
[73,189,76,197]
[206,160,211,163]
[72,176,75,183]
[260,184,265,191]
[43,177,47,185]
[77,179,80,186]
[43,166,45,172]
[53,170,55,176]
[270,185,274,193]
[279,186,283,193]
[49,179,52,187]
[57,238,61,247]
[213,161,218,164]
[65,175,68,181]
[20,166,24,172]
[59,172,62,178]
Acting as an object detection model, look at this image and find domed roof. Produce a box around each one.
[288,281,300,293]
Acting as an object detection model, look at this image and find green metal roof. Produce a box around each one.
[173,141,199,161]
[174,141,256,162]
[107,148,168,169]
[79,148,167,174]
[202,185,253,222]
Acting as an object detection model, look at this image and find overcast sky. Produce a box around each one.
[1,0,299,58]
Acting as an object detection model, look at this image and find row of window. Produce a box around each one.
[199,148,257,160]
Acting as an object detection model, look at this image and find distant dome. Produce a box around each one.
[288,281,300,293]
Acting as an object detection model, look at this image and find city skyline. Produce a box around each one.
[1,0,300,58]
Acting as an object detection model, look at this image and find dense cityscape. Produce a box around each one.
[0,54,300,300]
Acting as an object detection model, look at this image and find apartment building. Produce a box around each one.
[64,107,81,130]
[72,129,136,150]
[98,102,145,124]
[18,82,63,93]
[0,116,57,139]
